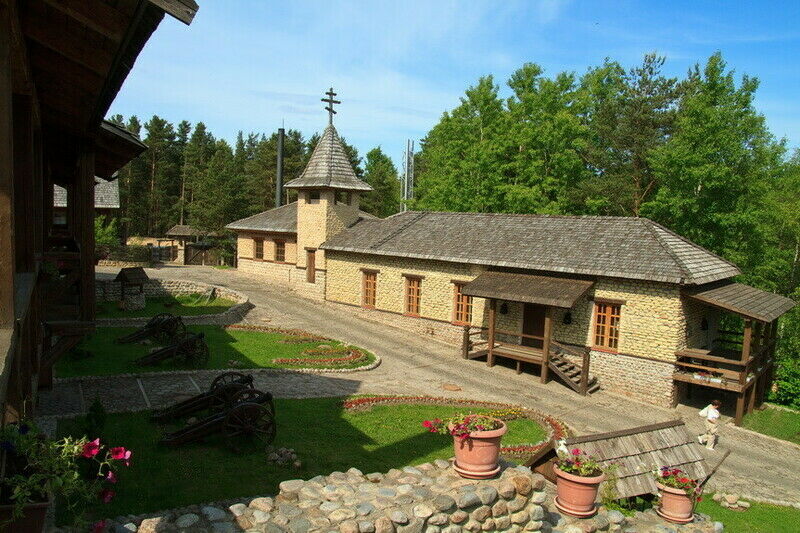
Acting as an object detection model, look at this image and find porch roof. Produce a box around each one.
[461,272,593,308]
[685,282,795,323]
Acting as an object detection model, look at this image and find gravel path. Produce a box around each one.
[38,264,796,505]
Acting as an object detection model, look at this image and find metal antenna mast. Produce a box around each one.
[402,139,415,211]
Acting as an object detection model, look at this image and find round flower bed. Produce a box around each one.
[341,394,569,460]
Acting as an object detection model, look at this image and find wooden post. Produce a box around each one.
[0,4,14,328]
[580,348,590,395]
[735,319,753,426]
[12,95,34,273]
[741,319,752,362]
[75,147,96,321]
[461,325,470,359]
[540,307,552,383]
[487,299,496,367]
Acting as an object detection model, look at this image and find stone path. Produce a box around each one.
[39,265,798,505]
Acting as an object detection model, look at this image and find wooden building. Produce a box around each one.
[0,0,197,421]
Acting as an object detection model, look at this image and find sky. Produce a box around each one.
[110,1,800,167]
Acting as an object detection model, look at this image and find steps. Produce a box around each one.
[548,351,600,395]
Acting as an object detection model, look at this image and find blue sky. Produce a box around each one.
[110,1,800,166]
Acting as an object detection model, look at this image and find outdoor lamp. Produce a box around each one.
[563,312,572,325]
[499,303,509,315]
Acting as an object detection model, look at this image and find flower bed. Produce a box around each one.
[341,394,569,459]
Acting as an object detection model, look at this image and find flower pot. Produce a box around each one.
[553,465,605,518]
[0,499,50,533]
[655,482,695,524]
[451,419,507,479]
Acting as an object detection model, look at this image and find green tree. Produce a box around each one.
[180,122,216,225]
[361,147,401,217]
[189,140,237,232]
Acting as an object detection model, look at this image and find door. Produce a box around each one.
[522,303,546,349]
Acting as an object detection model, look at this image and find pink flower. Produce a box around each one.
[99,488,115,504]
[422,420,433,429]
[571,448,581,456]
[110,446,128,460]
[106,470,117,484]
[92,520,107,533]
[81,438,101,458]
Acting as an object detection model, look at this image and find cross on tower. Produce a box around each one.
[321,87,341,125]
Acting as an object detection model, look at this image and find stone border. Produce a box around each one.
[94,278,253,326]
[764,402,800,414]
[97,259,152,268]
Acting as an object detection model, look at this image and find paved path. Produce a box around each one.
[39,265,795,504]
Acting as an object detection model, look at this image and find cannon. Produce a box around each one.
[160,388,276,452]
[115,313,186,344]
[134,331,210,367]
[151,372,255,422]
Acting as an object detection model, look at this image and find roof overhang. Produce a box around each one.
[462,272,594,308]
[685,282,796,323]
[95,121,148,179]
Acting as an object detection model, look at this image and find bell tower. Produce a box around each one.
[284,89,372,277]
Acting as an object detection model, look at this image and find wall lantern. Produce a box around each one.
[499,303,509,315]
[701,318,709,331]
[563,312,572,325]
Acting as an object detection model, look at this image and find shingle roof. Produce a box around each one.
[462,272,594,308]
[53,177,120,209]
[320,211,741,285]
[284,125,372,191]
[226,201,375,233]
[166,224,201,237]
[685,282,796,322]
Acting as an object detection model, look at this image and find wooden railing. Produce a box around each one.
[551,341,592,395]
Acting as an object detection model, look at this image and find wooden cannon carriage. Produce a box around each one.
[151,372,255,422]
[115,313,187,344]
[135,331,210,367]
[160,386,276,452]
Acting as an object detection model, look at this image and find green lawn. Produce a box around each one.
[55,326,375,377]
[698,496,800,533]
[97,293,236,319]
[742,406,800,445]
[57,398,546,519]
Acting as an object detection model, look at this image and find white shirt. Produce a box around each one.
[699,405,720,421]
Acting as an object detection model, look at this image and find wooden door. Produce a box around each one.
[522,303,545,349]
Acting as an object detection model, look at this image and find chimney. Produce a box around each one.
[275,127,285,207]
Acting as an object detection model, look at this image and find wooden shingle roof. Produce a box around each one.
[226,202,375,233]
[685,282,796,322]
[564,420,708,499]
[114,267,149,284]
[462,272,593,308]
[54,177,120,209]
[284,126,372,191]
[321,211,740,285]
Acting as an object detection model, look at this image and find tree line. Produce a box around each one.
[106,115,402,240]
[413,52,800,407]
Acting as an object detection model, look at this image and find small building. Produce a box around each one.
[53,176,120,228]
[227,115,795,424]
[165,224,203,263]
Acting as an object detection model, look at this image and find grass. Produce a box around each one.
[212,265,233,270]
[697,496,800,533]
[96,293,236,319]
[56,398,546,519]
[55,326,375,377]
[742,406,800,444]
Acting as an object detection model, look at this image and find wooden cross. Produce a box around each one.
[321,87,341,125]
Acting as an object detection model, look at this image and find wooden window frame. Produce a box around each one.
[592,300,622,352]
[404,275,422,317]
[452,282,473,325]
[274,240,286,262]
[362,271,377,309]
[306,249,316,283]
[253,237,264,260]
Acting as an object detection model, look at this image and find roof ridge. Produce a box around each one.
[640,219,692,283]
[646,219,740,271]
[411,210,653,221]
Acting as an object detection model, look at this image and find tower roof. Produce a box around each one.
[285,125,372,191]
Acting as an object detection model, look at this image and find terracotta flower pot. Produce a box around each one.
[0,499,50,533]
[451,418,507,479]
[655,482,695,524]
[553,465,605,518]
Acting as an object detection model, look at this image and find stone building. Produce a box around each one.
[227,121,795,424]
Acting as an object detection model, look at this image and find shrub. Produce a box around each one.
[106,245,152,264]
[770,357,800,409]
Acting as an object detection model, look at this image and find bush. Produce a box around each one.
[770,358,800,409]
[106,245,152,264]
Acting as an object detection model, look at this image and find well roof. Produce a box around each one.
[53,177,120,209]
[320,211,741,285]
[284,125,372,191]
[226,201,375,233]
[685,282,796,322]
[462,272,594,308]
[166,225,201,237]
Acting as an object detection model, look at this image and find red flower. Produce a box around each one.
[571,448,581,456]
[92,520,107,533]
[106,470,117,484]
[678,477,690,484]
[99,488,115,504]
[81,438,101,458]
[422,420,433,429]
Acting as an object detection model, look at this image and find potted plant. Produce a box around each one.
[552,447,606,518]
[423,414,507,479]
[708,372,723,384]
[0,422,131,532]
[653,466,701,524]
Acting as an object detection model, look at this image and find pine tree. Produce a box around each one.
[180,122,216,225]
[361,147,401,217]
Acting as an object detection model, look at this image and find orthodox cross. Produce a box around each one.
[321,87,341,125]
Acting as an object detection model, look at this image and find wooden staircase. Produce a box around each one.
[547,344,600,395]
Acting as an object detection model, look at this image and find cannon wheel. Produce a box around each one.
[181,337,210,367]
[208,382,249,413]
[211,372,252,390]
[224,402,276,452]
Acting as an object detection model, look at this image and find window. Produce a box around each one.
[405,276,422,316]
[335,191,351,205]
[306,249,316,283]
[253,238,264,260]
[453,283,473,324]
[274,240,285,262]
[308,191,320,203]
[362,271,377,308]
[593,301,621,351]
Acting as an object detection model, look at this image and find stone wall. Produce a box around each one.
[96,260,151,268]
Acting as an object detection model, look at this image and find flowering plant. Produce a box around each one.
[0,421,131,529]
[554,447,604,477]
[422,414,504,439]
[654,466,703,502]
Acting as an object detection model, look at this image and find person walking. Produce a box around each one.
[698,399,722,450]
